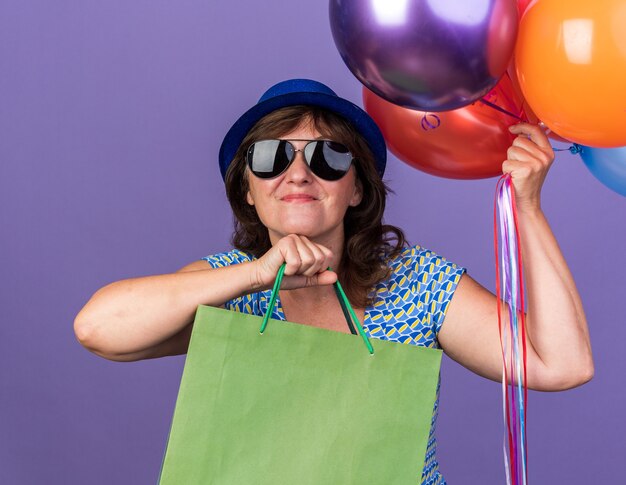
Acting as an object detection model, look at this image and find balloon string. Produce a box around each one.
[501,179,519,484]
[494,176,514,485]
[553,144,582,154]
[499,177,519,485]
[494,174,529,485]
[509,175,529,484]
[505,178,525,485]
[497,72,525,120]
[479,97,525,121]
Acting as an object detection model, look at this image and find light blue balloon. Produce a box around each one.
[577,145,626,197]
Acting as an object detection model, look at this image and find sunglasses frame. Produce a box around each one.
[245,138,355,181]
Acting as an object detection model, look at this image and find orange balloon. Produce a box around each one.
[516,0,626,147]
[362,75,522,180]
[507,59,570,143]
[508,1,569,143]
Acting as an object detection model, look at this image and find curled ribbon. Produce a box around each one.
[420,113,441,131]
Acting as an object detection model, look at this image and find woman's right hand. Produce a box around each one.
[252,234,338,290]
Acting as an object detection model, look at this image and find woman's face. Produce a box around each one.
[245,121,363,246]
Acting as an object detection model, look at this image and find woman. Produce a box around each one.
[74,79,593,484]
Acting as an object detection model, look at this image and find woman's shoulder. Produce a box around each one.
[385,243,466,277]
[200,248,257,268]
[375,244,467,340]
[380,243,466,299]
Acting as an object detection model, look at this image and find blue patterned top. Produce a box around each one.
[201,244,466,485]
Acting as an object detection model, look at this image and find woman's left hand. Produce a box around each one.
[503,123,555,213]
[438,123,593,392]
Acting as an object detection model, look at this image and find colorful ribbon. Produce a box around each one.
[420,113,441,130]
[494,174,529,485]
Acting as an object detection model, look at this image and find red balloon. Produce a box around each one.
[363,75,523,179]
[516,0,537,17]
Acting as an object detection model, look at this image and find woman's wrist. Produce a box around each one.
[245,260,263,292]
[514,198,543,220]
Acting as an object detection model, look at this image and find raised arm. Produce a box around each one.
[73,235,338,362]
[73,260,259,362]
[437,123,593,391]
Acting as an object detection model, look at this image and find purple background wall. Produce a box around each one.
[1,1,624,483]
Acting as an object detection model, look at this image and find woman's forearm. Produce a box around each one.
[518,208,593,388]
[74,261,260,359]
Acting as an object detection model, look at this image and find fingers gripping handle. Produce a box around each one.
[259,264,374,354]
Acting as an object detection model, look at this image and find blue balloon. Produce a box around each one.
[577,145,626,197]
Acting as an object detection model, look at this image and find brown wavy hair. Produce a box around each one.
[224,105,406,308]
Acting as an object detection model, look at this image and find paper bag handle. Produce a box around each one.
[259,263,374,355]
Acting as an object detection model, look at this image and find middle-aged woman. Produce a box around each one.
[74,79,593,485]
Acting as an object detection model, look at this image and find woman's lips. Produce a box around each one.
[281,194,317,202]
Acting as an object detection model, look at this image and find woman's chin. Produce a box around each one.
[277,225,319,237]
[269,221,340,241]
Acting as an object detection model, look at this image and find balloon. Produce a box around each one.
[506,59,570,143]
[515,0,626,147]
[577,145,626,197]
[363,74,523,179]
[506,1,568,143]
[516,0,536,17]
[330,0,518,112]
[520,106,570,144]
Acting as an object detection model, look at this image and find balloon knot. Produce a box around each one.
[569,144,583,155]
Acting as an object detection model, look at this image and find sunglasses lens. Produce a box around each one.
[247,140,294,178]
[247,140,352,180]
[305,141,353,181]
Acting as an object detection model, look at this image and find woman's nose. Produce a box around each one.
[284,149,313,183]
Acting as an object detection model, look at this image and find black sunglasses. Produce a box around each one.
[246,139,354,181]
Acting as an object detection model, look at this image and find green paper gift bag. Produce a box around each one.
[158,265,442,485]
